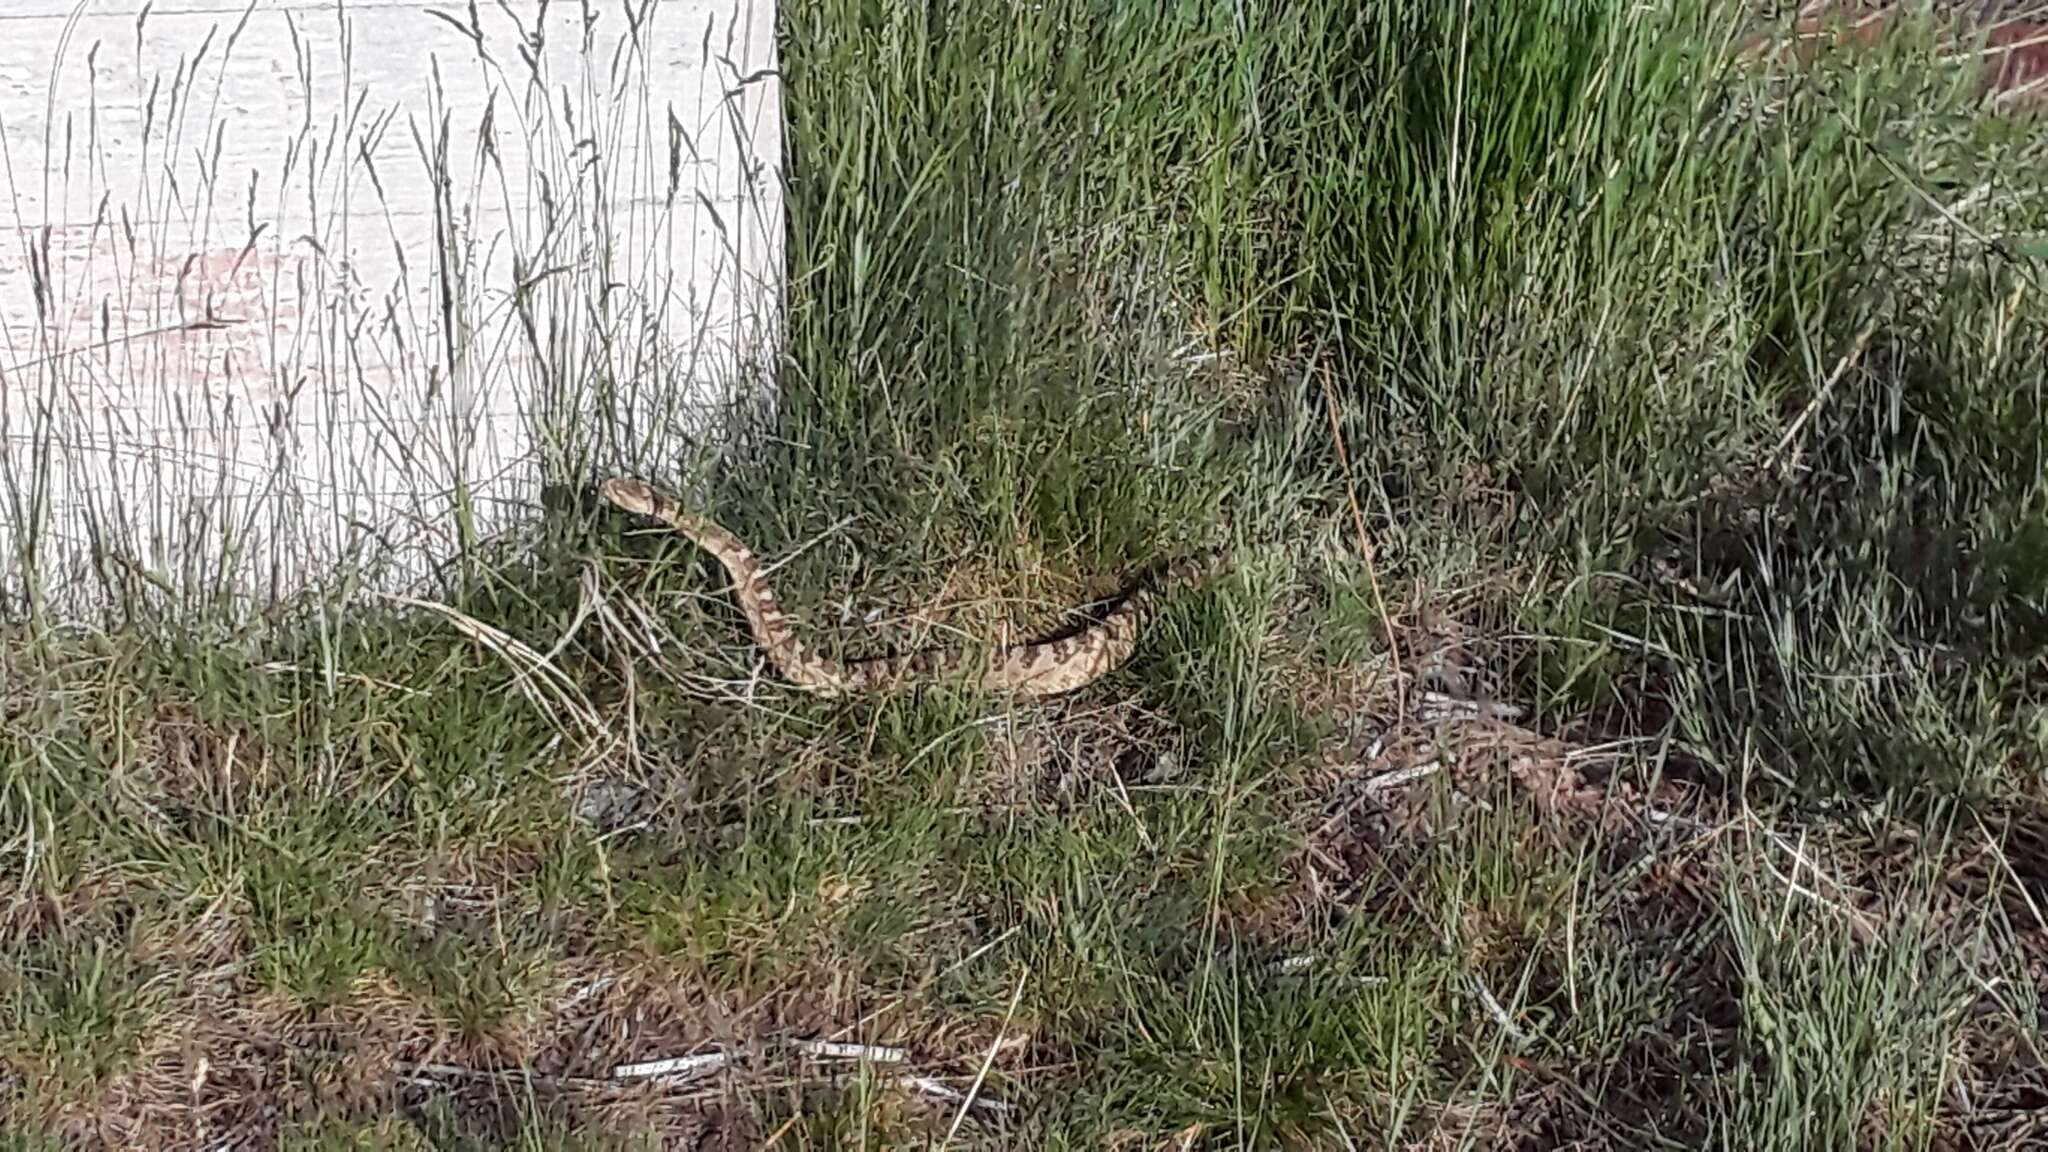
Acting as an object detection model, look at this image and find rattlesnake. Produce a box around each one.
[601,477,1220,697]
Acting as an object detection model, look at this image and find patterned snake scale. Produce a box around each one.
[601,477,1221,697]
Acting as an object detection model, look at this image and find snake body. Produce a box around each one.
[601,477,1216,697]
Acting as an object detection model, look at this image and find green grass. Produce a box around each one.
[7,0,2048,1147]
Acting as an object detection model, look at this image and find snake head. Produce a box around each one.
[599,477,661,516]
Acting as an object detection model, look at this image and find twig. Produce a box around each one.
[1471,974,1534,1051]
[611,1051,731,1081]
[1310,757,1445,841]
[901,1075,1014,1113]
[1364,757,1445,795]
[792,1040,907,1063]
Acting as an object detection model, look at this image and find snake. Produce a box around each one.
[600,476,1220,697]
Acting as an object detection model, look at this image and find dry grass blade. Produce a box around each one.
[378,589,604,740]
[939,970,1027,1148]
